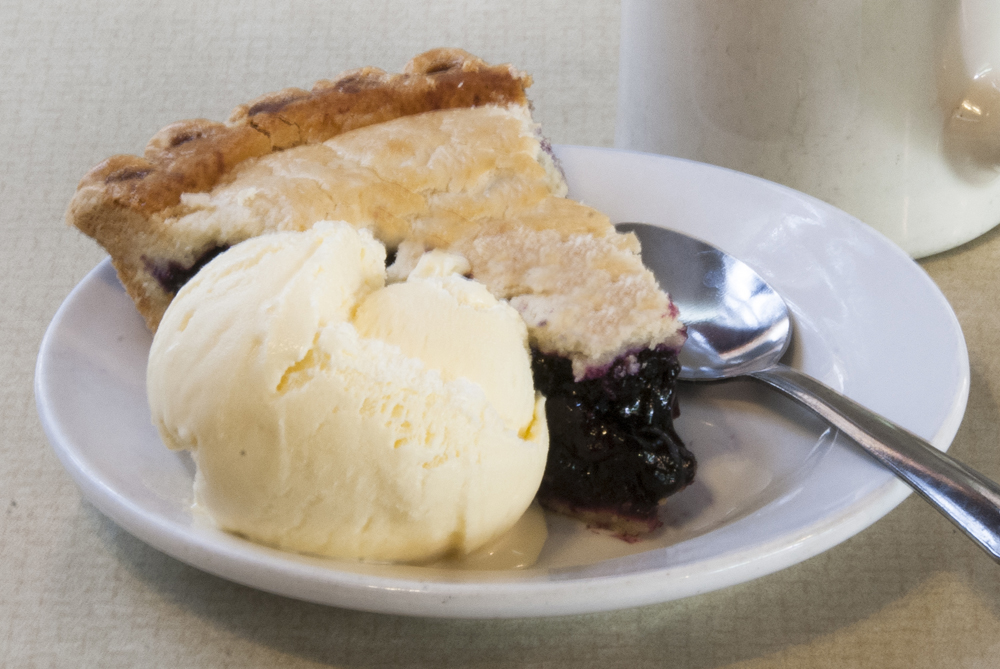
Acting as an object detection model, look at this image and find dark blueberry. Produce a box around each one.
[142,244,230,295]
[384,246,398,268]
[532,347,695,524]
[535,134,566,180]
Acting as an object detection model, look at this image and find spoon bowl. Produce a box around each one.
[618,221,1000,563]
[617,223,791,380]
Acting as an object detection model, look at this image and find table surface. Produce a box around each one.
[4,1,1000,667]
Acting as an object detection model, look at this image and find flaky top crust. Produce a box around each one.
[68,48,530,227]
[67,49,532,330]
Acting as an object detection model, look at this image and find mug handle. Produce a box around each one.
[946,0,1000,177]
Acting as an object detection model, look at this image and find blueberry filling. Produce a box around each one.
[143,244,230,295]
[530,346,695,528]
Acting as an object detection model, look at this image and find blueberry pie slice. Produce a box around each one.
[67,48,695,537]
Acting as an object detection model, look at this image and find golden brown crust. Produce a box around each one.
[67,49,532,332]
[69,49,529,222]
[68,48,530,243]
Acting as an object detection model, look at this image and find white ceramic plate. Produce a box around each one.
[35,146,969,618]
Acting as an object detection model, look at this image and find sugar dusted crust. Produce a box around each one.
[67,48,684,376]
[68,48,530,328]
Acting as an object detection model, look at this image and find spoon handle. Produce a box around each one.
[750,363,1000,562]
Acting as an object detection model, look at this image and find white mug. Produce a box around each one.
[616,0,1000,257]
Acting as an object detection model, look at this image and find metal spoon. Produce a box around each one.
[618,222,1000,562]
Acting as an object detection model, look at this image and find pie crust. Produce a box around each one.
[68,48,530,332]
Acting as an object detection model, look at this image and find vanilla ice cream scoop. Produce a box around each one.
[354,250,536,434]
[147,221,548,562]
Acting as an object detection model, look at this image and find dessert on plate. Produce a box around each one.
[67,48,695,539]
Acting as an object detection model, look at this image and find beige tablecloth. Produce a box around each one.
[3,1,1000,666]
